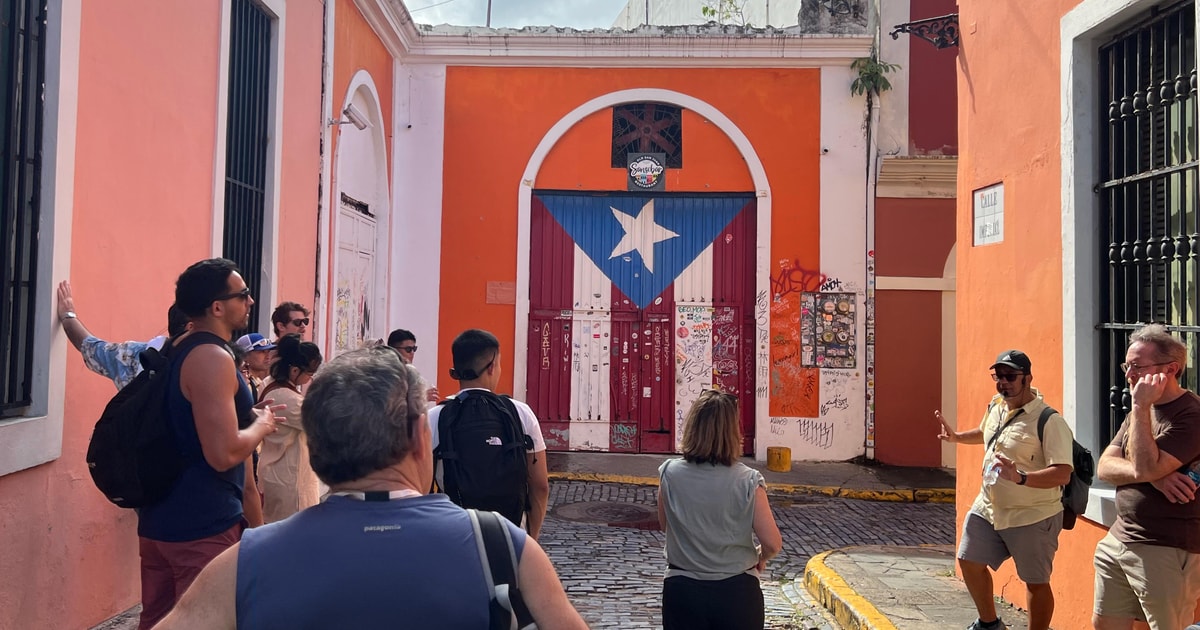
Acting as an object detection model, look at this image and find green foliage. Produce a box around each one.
[850,56,901,97]
[701,0,749,26]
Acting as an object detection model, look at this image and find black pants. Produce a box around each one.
[662,573,764,630]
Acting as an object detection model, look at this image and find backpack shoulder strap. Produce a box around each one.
[1036,406,1058,442]
[985,404,1026,452]
[469,509,535,630]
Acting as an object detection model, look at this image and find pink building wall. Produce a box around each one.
[0,1,324,627]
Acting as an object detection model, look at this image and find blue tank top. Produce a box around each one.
[236,494,527,629]
[138,332,253,542]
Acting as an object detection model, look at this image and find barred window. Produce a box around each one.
[1098,1,1198,445]
[222,0,272,336]
[1,0,46,415]
[611,103,683,168]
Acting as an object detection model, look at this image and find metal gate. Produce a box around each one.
[526,192,756,453]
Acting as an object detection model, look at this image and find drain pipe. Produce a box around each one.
[313,0,335,355]
[863,67,881,463]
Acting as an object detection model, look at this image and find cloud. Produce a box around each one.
[408,0,628,29]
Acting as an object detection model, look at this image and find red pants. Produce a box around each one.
[137,522,243,629]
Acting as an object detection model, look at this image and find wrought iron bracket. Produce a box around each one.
[890,13,960,49]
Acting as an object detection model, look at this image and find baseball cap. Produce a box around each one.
[235,333,276,353]
[991,349,1032,373]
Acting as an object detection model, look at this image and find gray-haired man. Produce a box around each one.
[154,346,586,629]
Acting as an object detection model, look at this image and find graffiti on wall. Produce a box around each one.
[675,305,714,449]
[770,258,828,300]
[865,249,877,449]
[801,292,857,369]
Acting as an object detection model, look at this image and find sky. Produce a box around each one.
[406,0,630,29]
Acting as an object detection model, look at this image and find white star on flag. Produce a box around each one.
[608,200,679,274]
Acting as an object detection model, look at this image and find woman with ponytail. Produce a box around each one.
[258,333,323,523]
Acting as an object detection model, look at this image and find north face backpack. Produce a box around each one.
[435,390,532,526]
[85,340,184,508]
[1036,406,1095,530]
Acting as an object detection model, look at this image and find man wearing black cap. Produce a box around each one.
[936,350,1075,630]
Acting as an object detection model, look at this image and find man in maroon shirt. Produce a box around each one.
[1093,324,1200,630]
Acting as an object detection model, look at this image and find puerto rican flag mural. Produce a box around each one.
[527,192,757,453]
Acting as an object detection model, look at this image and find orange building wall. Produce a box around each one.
[277,4,325,311]
[326,0,394,339]
[439,66,820,398]
[957,1,1114,627]
[0,3,224,628]
[873,197,955,465]
[0,2,327,627]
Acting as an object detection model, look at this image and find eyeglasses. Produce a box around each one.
[397,345,418,353]
[1120,361,1174,374]
[214,287,252,302]
[290,318,310,327]
[990,373,1024,382]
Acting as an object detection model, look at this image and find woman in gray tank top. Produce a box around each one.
[657,390,783,629]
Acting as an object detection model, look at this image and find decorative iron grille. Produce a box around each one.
[223,0,271,336]
[611,103,683,169]
[1,0,46,414]
[1098,1,1198,445]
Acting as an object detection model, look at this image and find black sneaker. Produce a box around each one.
[966,620,1007,630]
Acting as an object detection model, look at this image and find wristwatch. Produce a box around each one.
[60,311,77,321]
[1017,470,1028,485]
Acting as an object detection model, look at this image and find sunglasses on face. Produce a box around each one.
[290,318,310,327]
[214,287,252,302]
[398,346,418,353]
[990,373,1024,382]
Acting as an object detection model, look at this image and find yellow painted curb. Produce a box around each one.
[548,472,956,503]
[804,550,899,630]
[548,472,659,486]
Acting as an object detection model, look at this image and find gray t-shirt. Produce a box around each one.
[658,458,765,580]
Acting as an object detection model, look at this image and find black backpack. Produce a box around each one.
[1035,406,1095,530]
[435,390,532,526]
[85,340,184,508]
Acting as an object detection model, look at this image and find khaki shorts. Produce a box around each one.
[957,512,1061,584]
[1093,532,1200,629]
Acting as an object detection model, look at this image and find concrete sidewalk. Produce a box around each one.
[547,452,956,503]
[803,545,1032,630]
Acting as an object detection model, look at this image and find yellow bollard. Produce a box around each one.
[766,446,792,473]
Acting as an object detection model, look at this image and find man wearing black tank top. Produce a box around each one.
[135,258,282,629]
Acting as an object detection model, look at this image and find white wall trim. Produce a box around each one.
[390,63,446,382]
[511,89,772,432]
[876,276,955,291]
[941,244,957,468]
[258,0,286,333]
[1061,0,1169,526]
[876,156,957,198]
[0,0,81,476]
[210,0,233,257]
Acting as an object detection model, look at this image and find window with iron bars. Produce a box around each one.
[222,0,271,337]
[0,0,46,416]
[1098,1,1198,446]
[611,103,683,169]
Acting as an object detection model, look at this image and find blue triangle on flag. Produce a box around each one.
[538,194,750,309]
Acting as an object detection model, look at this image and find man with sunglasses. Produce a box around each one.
[136,258,283,629]
[937,350,1074,630]
[1093,324,1200,630]
[387,328,438,402]
[271,301,310,340]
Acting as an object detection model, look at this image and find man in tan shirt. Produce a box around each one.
[937,350,1075,630]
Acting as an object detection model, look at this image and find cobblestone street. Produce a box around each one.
[541,481,956,629]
